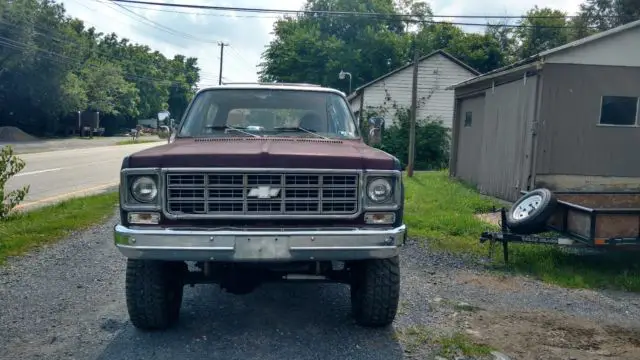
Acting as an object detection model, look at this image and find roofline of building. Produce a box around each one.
[445,60,540,90]
[447,18,640,90]
[346,49,480,100]
[346,92,360,101]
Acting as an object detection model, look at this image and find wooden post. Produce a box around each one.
[407,47,419,177]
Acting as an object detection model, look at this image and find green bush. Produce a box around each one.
[158,130,170,139]
[361,106,450,171]
[0,146,29,219]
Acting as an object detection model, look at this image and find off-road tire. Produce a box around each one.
[350,256,400,327]
[125,259,186,331]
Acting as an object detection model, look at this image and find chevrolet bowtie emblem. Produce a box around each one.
[247,186,281,199]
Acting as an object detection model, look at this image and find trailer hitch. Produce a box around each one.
[479,208,511,264]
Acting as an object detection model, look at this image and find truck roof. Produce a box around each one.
[197,83,347,97]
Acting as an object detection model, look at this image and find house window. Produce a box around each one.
[464,111,472,127]
[599,96,639,126]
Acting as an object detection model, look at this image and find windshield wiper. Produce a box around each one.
[272,126,330,140]
[205,125,261,138]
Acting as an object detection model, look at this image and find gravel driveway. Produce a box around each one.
[1,213,640,360]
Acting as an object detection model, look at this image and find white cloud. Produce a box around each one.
[58,0,583,87]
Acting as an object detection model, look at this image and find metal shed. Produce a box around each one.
[448,19,640,202]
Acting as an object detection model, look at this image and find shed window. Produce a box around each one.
[464,111,472,127]
[599,96,638,126]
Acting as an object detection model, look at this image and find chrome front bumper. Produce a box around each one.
[114,224,406,262]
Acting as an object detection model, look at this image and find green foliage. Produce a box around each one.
[514,7,570,59]
[362,104,450,171]
[259,0,425,92]
[259,0,640,95]
[259,0,512,92]
[0,0,200,137]
[0,146,29,219]
[575,0,640,32]
[414,23,507,73]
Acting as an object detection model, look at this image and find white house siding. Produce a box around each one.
[350,94,362,116]
[358,53,477,128]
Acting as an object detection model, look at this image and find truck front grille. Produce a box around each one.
[164,171,360,217]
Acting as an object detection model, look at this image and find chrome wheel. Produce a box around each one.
[512,195,543,220]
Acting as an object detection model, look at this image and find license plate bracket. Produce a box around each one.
[233,236,290,260]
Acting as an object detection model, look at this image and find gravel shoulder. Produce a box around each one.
[1,214,639,360]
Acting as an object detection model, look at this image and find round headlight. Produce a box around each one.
[131,176,158,203]
[367,178,392,203]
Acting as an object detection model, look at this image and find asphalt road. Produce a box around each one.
[1,136,160,155]
[5,142,162,209]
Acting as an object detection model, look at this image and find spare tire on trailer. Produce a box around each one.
[506,188,557,235]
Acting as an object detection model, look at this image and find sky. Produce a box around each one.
[58,0,584,88]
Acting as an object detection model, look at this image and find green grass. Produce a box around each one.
[0,192,119,264]
[116,138,162,145]
[395,325,493,358]
[405,170,640,292]
[404,170,501,253]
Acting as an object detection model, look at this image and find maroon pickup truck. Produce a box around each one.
[114,83,406,331]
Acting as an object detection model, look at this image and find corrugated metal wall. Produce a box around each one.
[454,95,485,185]
[477,77,538,201]
[454,75,538,201]
[535,63,640,177]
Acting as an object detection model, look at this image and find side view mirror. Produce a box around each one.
[368,116,385,146]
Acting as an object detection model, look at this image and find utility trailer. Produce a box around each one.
[480,189,640,263]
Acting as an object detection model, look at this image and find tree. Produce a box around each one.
[259,0,511,92]
[569,0,640,39]
[414,23,507,73]
[260,0,421,93]
[514,7,570,59]
[79,60,138,116]
[0,0,200,136]
[166,55,200,121]
[485,20,517,65]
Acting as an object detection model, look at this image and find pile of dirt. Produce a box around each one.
[469,310,640,360]
[0,126,38,142]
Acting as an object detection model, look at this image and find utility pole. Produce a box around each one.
[217,42,229,85]
[407,46,419,177]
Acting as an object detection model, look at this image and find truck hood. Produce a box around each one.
[127,137,399,170]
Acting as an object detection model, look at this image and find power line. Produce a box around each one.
[47,0,223,81]
[95,0,255,72]
[108,0,623,20]
[98,0,219,44]
[227,45,255,69]
[105,0,607,29]
[106,3,282,19]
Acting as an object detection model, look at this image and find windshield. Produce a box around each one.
[178,89,360,139]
